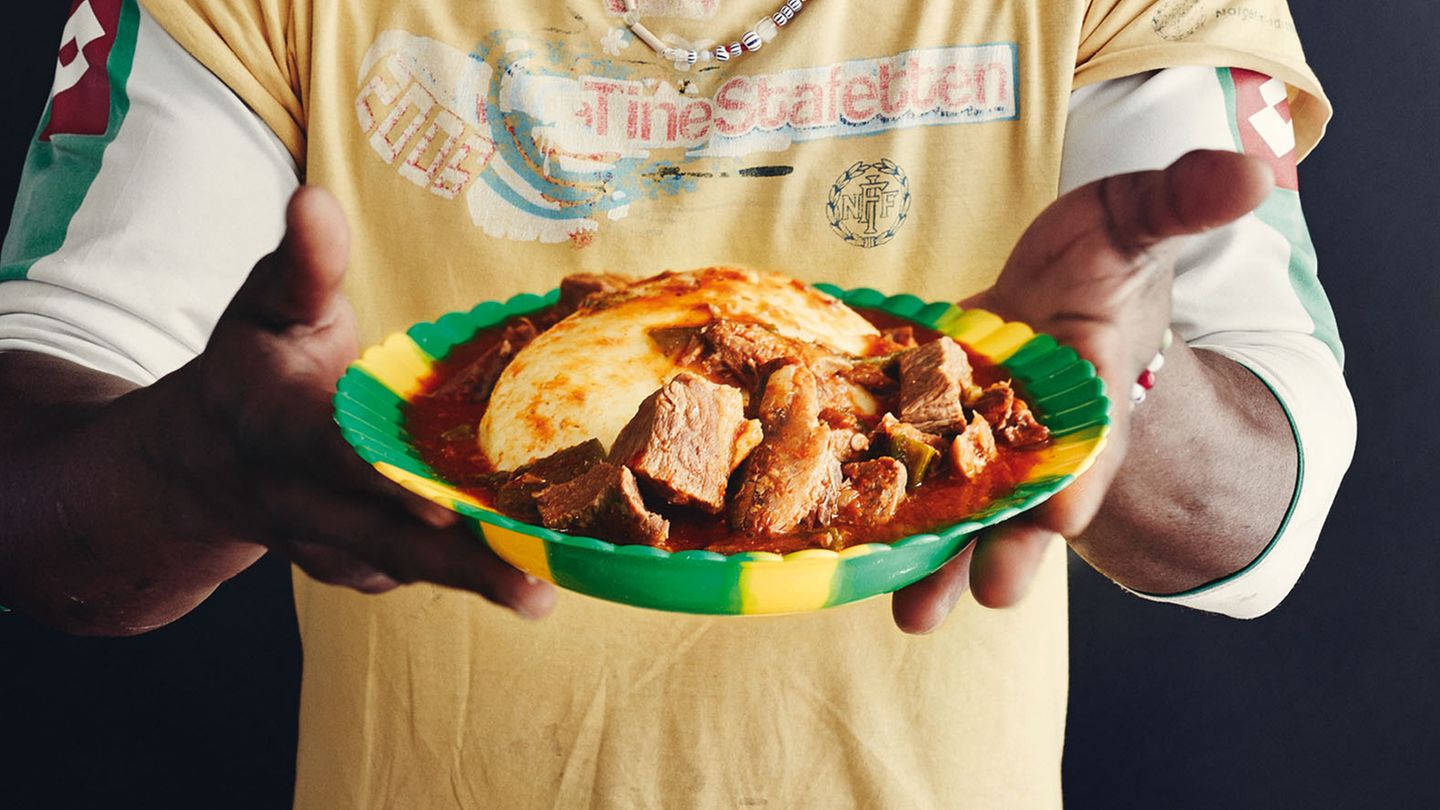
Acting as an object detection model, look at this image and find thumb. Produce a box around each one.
[228,186,351,330]
[1093,149,1274,257]
[983,150,1273,319]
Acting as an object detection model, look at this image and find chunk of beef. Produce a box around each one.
[836,457,908,525]
[874,413,943,490]
[697,320,864,414]
[866,325,920,355]
[882,325,919,347]
[699,320,812,391]
[557,272,634,313]
[897,337,975,434]
[430,318,538,404]
[730,418,765,472]
[494,439,607,522]
[840,355,900,394]
[969,381,1050,448]
[608,373,750,513]
[535,462,670,546]
[949,413,998,480]
[730,363,844,535]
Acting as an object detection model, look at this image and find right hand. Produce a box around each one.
[160,187,554,617]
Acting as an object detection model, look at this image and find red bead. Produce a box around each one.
[1137,369,1157,390]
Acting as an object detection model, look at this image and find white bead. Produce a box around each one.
[741,31,762,51]
[756,17,779,42]
[630,22,666,53]
[697,48,712,62]
[623,0,638,11]
[622,10,640,26]
[1146,352,1166,373]
[1131,383,1147,405]
[662,47,683,61]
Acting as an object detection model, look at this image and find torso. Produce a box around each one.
[293,2,1083,806]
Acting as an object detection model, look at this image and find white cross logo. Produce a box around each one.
[51,1,106,99]
[1248,77,1296,159]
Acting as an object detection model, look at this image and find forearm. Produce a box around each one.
[1071,345,1296,594]
[0,352,262,635]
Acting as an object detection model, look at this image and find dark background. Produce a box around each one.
[2,2,1435,808]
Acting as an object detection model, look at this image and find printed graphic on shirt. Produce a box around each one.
[42,0,126,141]
[1151,0,1211,41]
[1229,68,1299,191]
[826,160,910,248]
[1151,1,1298,43]
[354,30,1017,245]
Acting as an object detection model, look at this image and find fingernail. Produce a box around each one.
[417,503,459,529]
[514,583,556,620]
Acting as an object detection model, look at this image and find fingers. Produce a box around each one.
[1097,150,1273,257]
[968,523,1059,609]
[890,522,1060,633]
[892,543,975,635]
[262,478,554,618]
[228,186,351,330]
[316,425,460,529]
[359,524,557,620]
[286,541,402,594]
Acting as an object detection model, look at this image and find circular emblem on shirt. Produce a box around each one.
[1152,0,1211,41]
[826,160,911,249]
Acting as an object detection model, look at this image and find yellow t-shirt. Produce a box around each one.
[140,1,1327,806]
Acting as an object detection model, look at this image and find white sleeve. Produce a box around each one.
[0,4,297,386]
[1060,66,1356,619]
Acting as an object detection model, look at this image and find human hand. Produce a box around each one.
[157,188,555,617]
[892,150,1274,634]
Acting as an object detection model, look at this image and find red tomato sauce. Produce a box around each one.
[404,306,1043,554]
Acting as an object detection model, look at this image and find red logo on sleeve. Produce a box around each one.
[1231,68,1299,191]
[40,0,126,141]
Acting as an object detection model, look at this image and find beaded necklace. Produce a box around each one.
[619,0,811,68]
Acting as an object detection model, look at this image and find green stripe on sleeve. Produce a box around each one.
[1252,190,1343,365]
[1215,67,1344,367]
[0,0,140,282]
[1216,67,1244,155]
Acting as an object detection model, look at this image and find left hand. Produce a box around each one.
[892,150,1274,634]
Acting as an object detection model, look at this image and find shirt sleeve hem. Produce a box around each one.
[1127,353,1303,602]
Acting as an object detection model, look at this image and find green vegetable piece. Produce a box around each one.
[880,424,940,491]
[440,423,476,443]
[646,325,703,360]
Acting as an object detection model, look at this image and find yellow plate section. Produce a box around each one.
[935,308,1004,346]
[479,523,555,583]
[969,322,1036,363]
[738,554,839,614]
[355,334,434,399]
[374,461,488,512]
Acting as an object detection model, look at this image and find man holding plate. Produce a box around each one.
[0,0,1353,806]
